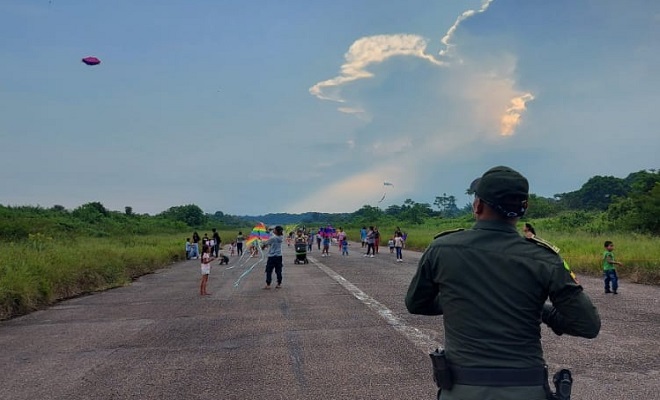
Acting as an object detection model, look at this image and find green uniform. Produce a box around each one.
[406,220,601,400]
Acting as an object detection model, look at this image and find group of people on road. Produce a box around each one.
[185,229,222,260]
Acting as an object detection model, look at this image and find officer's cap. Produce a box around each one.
[470,166,529,218]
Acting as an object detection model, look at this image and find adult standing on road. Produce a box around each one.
[405,165,601,400]
[261,225,284,289]
[191,231,201,259]
[236,231,245,256]
[363,226,375,258]
[373,227,381,254]
[212,228,221,258]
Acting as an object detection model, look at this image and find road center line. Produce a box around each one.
[310,258,437,353]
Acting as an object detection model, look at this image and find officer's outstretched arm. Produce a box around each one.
[405,253,442,315]
[544,265,601,339]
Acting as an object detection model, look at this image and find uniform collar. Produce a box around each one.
[473,219,519,233]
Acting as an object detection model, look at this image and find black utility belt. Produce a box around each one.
[430,349,546,389]
[451,365,546,387]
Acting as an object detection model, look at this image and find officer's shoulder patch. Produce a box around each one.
[526,236,560,254]
[434,228,464,239]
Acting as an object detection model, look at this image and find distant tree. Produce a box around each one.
[433,193,460,218]
[625,169,660,194]
[50,205,67,213]
[385,204,402,216]
[72,202,109,223]
[125,206,133,216]
[159,204,207,227]
[400,200,434,224]
[556,175,629,211]
[606,176,660,234]
[352,205,384,222]
[525,194,562,218]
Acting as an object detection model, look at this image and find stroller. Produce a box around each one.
[294,240,309,264]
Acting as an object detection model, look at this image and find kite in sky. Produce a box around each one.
[81,56,101,66]
[378,181,394,203]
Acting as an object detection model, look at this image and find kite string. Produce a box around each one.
[233,244,266,288]
[225,245,250,270]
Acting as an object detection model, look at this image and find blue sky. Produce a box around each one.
[1,0,658,216]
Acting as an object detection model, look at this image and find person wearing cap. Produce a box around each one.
[405,166,600,400]
[261,225,285,289]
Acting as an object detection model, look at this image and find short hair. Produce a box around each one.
[604,240,613,248]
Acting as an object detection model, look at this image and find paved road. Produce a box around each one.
[1,243,658,399]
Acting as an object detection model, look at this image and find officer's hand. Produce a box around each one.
[542,304,564,336]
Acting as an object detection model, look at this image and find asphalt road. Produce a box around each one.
[1,243,658,400]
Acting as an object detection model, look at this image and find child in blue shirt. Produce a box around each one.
[341,237,349,256]
[322,234,331,257]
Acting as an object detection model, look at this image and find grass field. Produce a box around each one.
[0,230,243,320]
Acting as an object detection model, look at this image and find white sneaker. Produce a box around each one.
[363,254,368,257]
[370,255,374,258]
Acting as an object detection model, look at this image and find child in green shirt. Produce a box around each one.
[603,240,623,294]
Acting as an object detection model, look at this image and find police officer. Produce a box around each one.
[405,166,601,400]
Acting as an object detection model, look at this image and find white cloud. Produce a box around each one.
[501,93,535,136]
[439,0,494,57]
[309,34,445,103]
[441,53,534,137]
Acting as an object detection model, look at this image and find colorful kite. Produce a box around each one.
[81,56,101,66]
[244,222,271,248]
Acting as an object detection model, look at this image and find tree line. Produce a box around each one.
[1,169,657,241]
[327,169,659,234]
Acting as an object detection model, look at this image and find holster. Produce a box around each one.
[553,369,572,400]
[544,367,572,400]
[429,349,453,390]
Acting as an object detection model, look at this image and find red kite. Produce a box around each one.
[81,56,101,66]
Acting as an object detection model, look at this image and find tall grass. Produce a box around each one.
[0,229,250,320]
[0,234,182,320]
